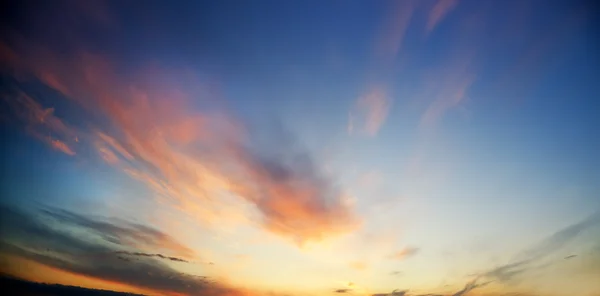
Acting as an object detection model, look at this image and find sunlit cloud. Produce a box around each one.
[0,37,361,246]
[388,247,420,261]
[48,138,76,155]
[2,91,80,156]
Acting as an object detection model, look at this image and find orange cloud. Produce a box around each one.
[388,247,420,261]
[349,261,368,271]
[0,38,360,246]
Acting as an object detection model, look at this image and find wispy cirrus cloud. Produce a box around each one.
[479,211,600,284]
[388,246,420,261]
[37,206,195,259]
[2,90,79,156]
[426,0,459,35]
[0,204,264,296]
[114,251,188,263]
[348,86,391,137]
[0,34,360,246]
[348,0,419,138]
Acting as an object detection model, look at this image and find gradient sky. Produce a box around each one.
[1,1,599,296]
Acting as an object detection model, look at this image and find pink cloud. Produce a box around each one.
[0,39,361,246]
[49,138,76,155]
[349,86,391,137]
[426,0,459,35]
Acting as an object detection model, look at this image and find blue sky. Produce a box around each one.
[1,1,599,296]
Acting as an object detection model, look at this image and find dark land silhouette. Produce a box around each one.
[0,274,144,296]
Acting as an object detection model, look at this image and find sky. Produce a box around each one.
[0,0,599,296]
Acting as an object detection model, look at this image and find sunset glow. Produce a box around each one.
[1,1,599,296]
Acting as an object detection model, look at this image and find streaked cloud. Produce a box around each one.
[348,86,391,137]
[371,289,408,296]
[450,277,492,296]
[2,91,79,156]
[114,251,189,263]
[0,38,361,246]
[388,247,420,261]
[418,57,476,131]
[0,204,226,295]
[375,0,417,65]
[49,138,76,155]
[349,0,418,138]
[37,206,195,259]
[426,0,459,35]
[479,211,600,284]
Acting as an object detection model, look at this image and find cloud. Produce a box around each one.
[480,211,600,284]
[0,204,253,296]
[348,86,391,137]
[2,90,79,156]
[418,58,476,130]
[370,279,492,296]
[334,288,352,293]
[49,138,76,155]
[451,277,492,296]
[349,261,368,271]
[426,0,459,35]
[114,251,189,263]
[38,206,195,259]
[0,30,361,245]
[565,255,577,260]
[371,289,408,296]
[348,0,419,138]
[375,0,417,65]
[388,247,420,260]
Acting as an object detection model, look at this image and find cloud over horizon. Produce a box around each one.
[0,204,252,296]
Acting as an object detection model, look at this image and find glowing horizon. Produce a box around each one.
[1,1,599,296]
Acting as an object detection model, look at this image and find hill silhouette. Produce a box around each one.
[0,274,145,296]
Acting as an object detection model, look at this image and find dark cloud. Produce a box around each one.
[517,211,600,262]
[114,251,188,263]
[451,278,492,296]
[38,206,194,258]
[334,288,352,293]
[480,211,600,284]
[371,289,408,296]
[564,254,577,260]
[0,204,241,296]
[390,271,403,276]
[371,278,492,296]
